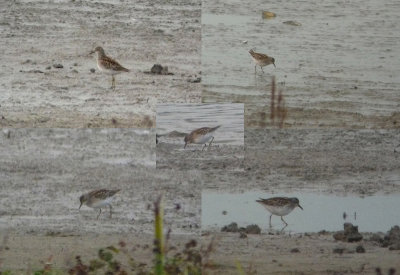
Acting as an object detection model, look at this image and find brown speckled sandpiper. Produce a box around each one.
[184,125,221,151]
[249,49,276,73]
[79,189,120,219]
[256,197,303,227]
[90,46,129,91]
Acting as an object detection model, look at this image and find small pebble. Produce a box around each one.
[151,64,169,75]
[188,77,201,83]
[283,21,302,26]
[90,68,95,73]
[356,245,365,253]
[262,11,276,19]
[53,64,63,69]
[333,248,344,254]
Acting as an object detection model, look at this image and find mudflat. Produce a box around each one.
[202,0,400,128]
[200,129,400,274]
[0,0,201,128]
[0,128,200,271]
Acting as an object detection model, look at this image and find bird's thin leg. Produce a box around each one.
[208,137,214,151]
[269,215,272,228]
[112,76,116,91]
[97,208,102,220]
[281,216,288,226]
[254,65,257,74]
[261,66,264,73]
[109,204,113,218]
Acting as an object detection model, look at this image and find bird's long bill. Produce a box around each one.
[79,202,83,210]
[297,203,303,210]
[89,50,95,55]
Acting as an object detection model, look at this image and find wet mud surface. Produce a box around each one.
[0,0,201,127]
[202,230,400,274]
[156,142,244,171]
[0,129,200,236]
[202,0,400,128]
[201,129,400,195]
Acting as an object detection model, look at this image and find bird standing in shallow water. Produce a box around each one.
[249,49,276,73]
[256,197,303,227]
[90,46,129,91]
[79,189,120,219]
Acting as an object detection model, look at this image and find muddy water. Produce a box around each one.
[202,0,400,128]
[202,191,400,233]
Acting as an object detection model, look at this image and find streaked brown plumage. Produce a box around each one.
[79,189,120,219]
[256,197,303,227]
[184,125,221,151]
[90,46,129,91]
[249,49,276,73]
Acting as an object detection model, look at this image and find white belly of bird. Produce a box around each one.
[89,197,113,208]
[252,57,268,67]
[263,204,294,216]
[193,133,213,144]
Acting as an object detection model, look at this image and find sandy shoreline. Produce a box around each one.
[157,142,244,171]
[0,0,201,128]
[1,0,400,273]
[199,128,400,274]
[0,129,200,236]
[202,0,400,129]
[199,129,400,195]
[202,230,400,274]
[204,90,400,129]
[0,128,201,271]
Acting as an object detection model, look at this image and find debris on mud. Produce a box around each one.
[221,222,261,235]
[53,63,63,69]
[262,11,276,19]
[333,223,363,242]
[144,64,174,75]
[283,21,302,26]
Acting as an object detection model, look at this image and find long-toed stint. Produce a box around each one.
[249,49,276,73]
[90,46,129,91]
[184,125,221,151]
[79,189,120,219]
[256,197,303,227]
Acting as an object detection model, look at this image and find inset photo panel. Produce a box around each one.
[200,128,400,274]
[0,128,201,271]
[0,0,201,128]
[202,0,400,129]
[156,103,244,171]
